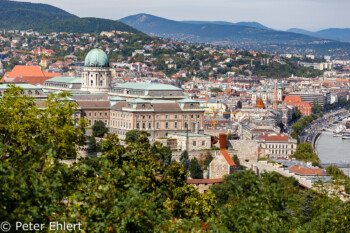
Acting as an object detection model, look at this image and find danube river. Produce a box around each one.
[317,133,350,176]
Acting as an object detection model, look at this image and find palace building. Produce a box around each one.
[40,47,205,138]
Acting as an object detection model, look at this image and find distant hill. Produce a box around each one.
[119,14,325,45]
[0,0,140,34]
[182,20,271,30]
[287,27,350,42]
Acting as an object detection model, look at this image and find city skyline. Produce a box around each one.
[13,0,350,31]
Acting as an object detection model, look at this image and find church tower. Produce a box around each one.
[277,83,283,102]
[251,83,257,105]
[273,83,278,110]
[0,60,4,76]
[262,84,268,105]
[81,47,112,93]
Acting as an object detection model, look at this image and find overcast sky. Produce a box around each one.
[15,0,350,31]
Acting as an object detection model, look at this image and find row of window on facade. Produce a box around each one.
[264,144,294,149]
[84,112,109,117]
[111,112,132,118]
[136,114,201,120]
[3,90,41,95]
[86,80,105,86]
[193,141,206,146]
[270,150,294,155]
[136,121,199,129]
[45,83,68,88]
[89,119,108,126]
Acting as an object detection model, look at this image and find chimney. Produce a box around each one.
[219,133,227,149]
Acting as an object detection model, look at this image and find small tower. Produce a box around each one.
[251,83,257,105]
[277,83,283,102]
[273,83,278,110]
[40,54,46,72]
[0,60,4,75]
[262,84,268,105]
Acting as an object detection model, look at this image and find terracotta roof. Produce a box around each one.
[257,133,292,142]
[255,98,265,108]
[283,95,303,104]
[220,150,236,166]
[187,178,223,184]
[4,65,61,85]
[289,165,324,175]
[6,65,44,77]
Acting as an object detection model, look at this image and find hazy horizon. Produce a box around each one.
[12,0,350,31]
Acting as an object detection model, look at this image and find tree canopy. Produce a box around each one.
[92,120,108,138]
[1,86,350,232]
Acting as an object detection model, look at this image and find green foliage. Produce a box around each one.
[210,171,350,232]
[292,114,318,134]
[290,131,301,144]
[125,129,142,143]
[233,154,240,166]
[290,143,320,166]
[0,85,87,164]
[150,142,172,166]
[253,61,323,78]
[180,150,190,170]
[87,136,101,154]
[0,1,141,34]
[92,120,108,138]
[292,110,301,121]
[203,153,213,168]
[189,158,203,179]
[210,87,223,93]
[0,90,216,231]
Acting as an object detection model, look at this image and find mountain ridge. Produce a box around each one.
[181,20,271,30]
[119,13,325,45]
[287,27,350,42]
[0,0,141,34]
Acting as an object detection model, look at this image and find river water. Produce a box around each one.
[317,133,350,176]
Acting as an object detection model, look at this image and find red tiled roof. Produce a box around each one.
[257,133,292,142]
[283,95,303,104]
[220,150,236,166]
[187,178,223,184]
[6,65,44,77]
[289,166,324,175]
[4,65,61,85]
[255,98,265,108]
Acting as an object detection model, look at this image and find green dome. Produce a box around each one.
[84,48,109,67]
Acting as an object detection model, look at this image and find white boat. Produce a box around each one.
[333,125,345,134]
[333,134,342,137]
[342,129,350,139]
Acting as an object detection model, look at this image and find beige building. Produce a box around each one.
[187,179,223,193]
[209,150,237,179]
[257,133,298,159]
[168,133,211,151]
[109,98,205,139]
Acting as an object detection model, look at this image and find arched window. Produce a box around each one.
[100,80,103,86]
[28,90,32,95]
[90,80,94,86]
[142,104,145,109]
